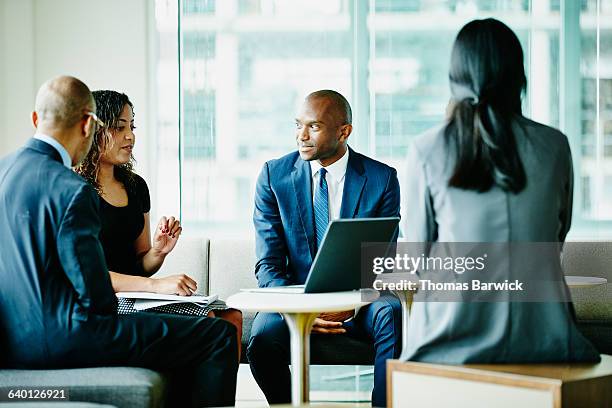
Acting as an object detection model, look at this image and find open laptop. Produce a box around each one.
[244,217,400,294]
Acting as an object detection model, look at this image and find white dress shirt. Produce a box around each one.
[309,148,349,220]
[34,133,72,169]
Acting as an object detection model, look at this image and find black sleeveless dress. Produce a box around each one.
[98,171,226,316]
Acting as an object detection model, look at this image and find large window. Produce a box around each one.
[579,0,612,229]
[152,0,612,239]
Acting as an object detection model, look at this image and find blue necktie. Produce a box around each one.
[314,168,329,250]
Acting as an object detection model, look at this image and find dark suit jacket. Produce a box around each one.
[253,147,400,287]
[0,139,168,368]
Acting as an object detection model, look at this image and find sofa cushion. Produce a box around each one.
[154,237,209,295]
[0,367,165,408]
[562,241,612,281]
[208,238,257,300]
[563,241,612,320]
[570,285,612,320]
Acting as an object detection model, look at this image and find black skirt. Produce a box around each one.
[117,297,229,317]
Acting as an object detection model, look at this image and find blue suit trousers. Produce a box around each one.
[247,294,401,407]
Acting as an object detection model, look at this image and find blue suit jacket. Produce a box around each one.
[253,147,400,287]
[0,139,169,368]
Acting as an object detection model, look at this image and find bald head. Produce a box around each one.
[295,90,353,166]
[34,76,94,130]
[305,90,352,126]
[32,76,97,167]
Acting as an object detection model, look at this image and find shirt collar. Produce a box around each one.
[310,147,349,182]
[34,133,72,168]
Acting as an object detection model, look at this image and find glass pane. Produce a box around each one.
[184,0,215,14]
[370,0,560,191]
[156,1,611,236]
[310,365,373,402]
[154,0,181,220]
[580,0,612,219]
[238,0,347,16]
[179,0,351,235]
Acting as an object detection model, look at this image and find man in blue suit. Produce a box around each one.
[0,76,238,408]
[248,90,402,407]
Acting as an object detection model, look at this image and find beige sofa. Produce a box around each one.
[1,239,610,408]
[561,241,612,351]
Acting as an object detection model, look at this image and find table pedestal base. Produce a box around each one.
[391,289,413,360]
[281,312,318,407]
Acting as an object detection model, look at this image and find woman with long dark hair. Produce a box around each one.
[75,91,187,292]
[402,18,599,363]
[75,91,242,355]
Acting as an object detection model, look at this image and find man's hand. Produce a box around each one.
[312,318,345,334]
[311,310,354,334]
[318,310,354,322]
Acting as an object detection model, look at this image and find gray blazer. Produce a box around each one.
[402,116,599,363]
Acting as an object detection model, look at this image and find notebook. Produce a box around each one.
[116,292,218,310]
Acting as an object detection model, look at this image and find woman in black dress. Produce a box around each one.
[75,91,242,353]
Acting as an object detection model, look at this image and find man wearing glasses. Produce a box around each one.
[0,76,238,408]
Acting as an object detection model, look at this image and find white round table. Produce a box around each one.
[565,275,607,288]
[226,290,378,407]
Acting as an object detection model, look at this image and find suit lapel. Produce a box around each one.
[291,158,316,259]
[340,148,366,218]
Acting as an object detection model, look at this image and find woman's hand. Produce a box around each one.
[152,216,182,255]
[151,274,197,296]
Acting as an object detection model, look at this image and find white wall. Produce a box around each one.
[1,0,35,155]
[0,0,152,180]
[0,2,4,148]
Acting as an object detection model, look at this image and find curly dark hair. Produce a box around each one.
[75,90,136,193]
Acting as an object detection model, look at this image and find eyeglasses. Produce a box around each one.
[85,111,105,131]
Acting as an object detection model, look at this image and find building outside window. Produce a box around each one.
[152,0,612,239]
[150,0,612,402]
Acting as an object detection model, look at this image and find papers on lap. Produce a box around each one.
[116,292,218,311]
